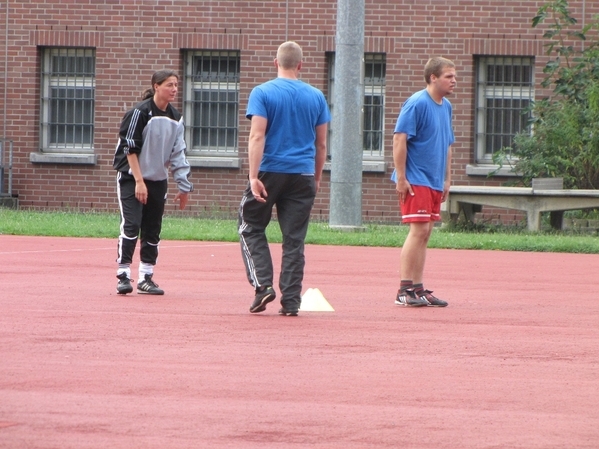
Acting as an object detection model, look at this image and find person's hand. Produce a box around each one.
[441,179,451,203]
[135,180,148,204]
[396,179,414,205]
[174,191,189,210]
[250,178,268,203]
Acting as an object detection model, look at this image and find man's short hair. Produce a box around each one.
[276,41,303,70]
[424,57,455,84]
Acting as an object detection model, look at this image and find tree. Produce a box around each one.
[493,0,599,189]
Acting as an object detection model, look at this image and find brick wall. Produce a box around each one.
[0,0,597,222]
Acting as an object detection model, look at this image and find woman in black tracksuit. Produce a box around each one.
[112,70,193,296]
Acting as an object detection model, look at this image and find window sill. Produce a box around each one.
[465,164,519,177]
[324,160,387,173]
[30,152,97,165]
[187,156,240,169]
[186,157,386,172]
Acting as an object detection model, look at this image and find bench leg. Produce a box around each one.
[527,210,541,231]
[456,202,481,223]
[550,211,564,230]
[461,203,476,222]
[527,210,563,230]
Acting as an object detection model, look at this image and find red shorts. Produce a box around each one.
[399,185,443,223]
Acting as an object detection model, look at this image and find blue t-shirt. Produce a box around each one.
[246,77,331,174]
[391,89,454,191]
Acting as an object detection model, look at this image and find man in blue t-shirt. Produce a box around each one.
[392,57,456,308]
[238,41,331,316]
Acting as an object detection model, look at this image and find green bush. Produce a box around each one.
[493,0,599,189]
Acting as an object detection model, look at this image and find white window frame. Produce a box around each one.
[183,50,240,159]
[327,52,387,171]
[40,48,95,154]
[363,53,386,160]
[475,56,534,163]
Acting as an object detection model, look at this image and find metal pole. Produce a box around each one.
[8,139,12,196]
[329,0,365,230]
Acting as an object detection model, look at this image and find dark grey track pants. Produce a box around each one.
[238,172,316,310]
[116,172,167,267]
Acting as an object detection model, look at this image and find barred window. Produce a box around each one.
[327,52,386,160]
[363,54,386,158]
[184,50,240,156]
[475,56,534,162]
[40,48,95,153]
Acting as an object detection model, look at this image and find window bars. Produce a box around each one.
[475,56,534,161]
[40,48,95,153]
[184,50,240,155]
[327,52,386,159]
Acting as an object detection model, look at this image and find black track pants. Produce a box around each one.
[116,172,167,266]
[238,172,316,310]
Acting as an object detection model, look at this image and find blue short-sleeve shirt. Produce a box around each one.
[246,78,331,174]
[391,89,454,191]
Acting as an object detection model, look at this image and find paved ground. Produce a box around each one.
[1,235,598,448]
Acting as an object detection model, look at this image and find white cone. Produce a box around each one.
[299,288,334,312]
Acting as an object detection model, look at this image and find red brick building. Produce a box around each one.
[0,0,596,223]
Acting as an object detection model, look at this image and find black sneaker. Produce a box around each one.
[395,288,427,307]
[416,289,448,307]
[137,274,164,295]
[116,272,133,295]
[249,286,276,313]
[278,307,298,317]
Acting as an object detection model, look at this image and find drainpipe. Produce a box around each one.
[2,0,8,140]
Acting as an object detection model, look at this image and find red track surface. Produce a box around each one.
[1,235,598,448]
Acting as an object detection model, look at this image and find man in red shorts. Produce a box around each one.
[391,57,456,307]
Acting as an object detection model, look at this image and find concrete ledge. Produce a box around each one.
[532,177,563,190]
[30,152,97,165]
[465,164,517,177]
[324,160,387,173]
[328,225,367,232]
[187,156,241,169]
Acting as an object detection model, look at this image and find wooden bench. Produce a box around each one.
[443,180,599,231]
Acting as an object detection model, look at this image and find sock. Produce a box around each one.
[139,262,154,281]
[413,283,424,295]
[400,280,413,292]
[117,264,131,278]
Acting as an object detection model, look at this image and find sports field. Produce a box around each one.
[1,235,598,448]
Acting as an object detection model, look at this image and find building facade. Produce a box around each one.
[0,0,597,223]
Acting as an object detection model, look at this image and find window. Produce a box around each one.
[363,54,386,158]
[475,56,534,163]
[183,50,240,157]
[40,48,95,154]
[327,52,386,162]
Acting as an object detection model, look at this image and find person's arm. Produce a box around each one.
[248,115,268,203]
[117,107,148,204]
[314,123,328,193]
[442,145,452,202]
[392,132,413,204]
[126,153,148,205]
[170,118,192,210]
